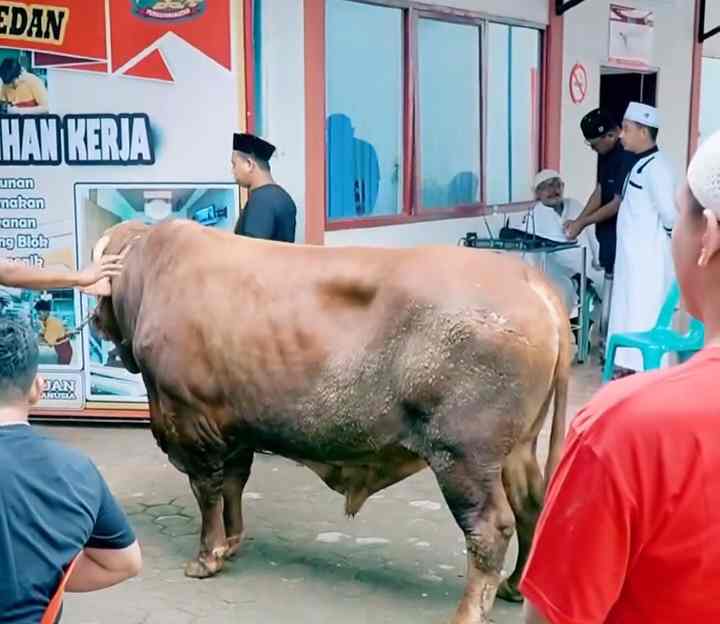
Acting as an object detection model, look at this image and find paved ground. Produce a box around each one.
[42,361,602,624]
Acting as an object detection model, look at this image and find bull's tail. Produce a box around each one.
[544,320,571,485]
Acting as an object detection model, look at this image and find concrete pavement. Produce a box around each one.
[47,363,601,624]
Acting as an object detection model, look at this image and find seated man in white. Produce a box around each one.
[511,169,603,318]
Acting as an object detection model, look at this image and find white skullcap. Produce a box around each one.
[624,102,660,129]
[687,129,720,217]
[533,169,562,191]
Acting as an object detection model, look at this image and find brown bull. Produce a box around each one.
[89,219,570,624]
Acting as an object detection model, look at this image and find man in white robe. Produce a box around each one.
[511,170,603,318]
[607,102,677,377]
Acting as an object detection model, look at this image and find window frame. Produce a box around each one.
[413,10,486,215]
[484,18,544,207]
[305,0,548,232]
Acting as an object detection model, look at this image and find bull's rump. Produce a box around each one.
[126,221,564,460]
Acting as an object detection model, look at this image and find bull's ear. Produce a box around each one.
[81,277,111,296]
[92,234,111,262]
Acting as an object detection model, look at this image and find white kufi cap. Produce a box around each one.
[533,169,562,191]
[624,102,660,129]
[687,129,720,218]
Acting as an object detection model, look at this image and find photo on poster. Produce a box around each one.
[0,177,83,371]
[0,286,83,370]
[74,182,239,403]
[0,48,50,115]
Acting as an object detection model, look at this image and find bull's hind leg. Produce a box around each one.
[431,455,515,624]
[185,468,228,578]
[222,448,254,559]
[497,444,544,603]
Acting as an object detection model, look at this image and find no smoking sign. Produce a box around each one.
[569,63,588,104]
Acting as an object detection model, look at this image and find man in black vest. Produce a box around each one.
[232,133,297,243]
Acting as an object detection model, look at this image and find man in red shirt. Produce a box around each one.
[520,129,720,623]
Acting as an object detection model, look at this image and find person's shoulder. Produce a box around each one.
[574,351,720,450]
[271,185,297,212]
[620,147,641,167]
[32,430,98,475]
[273,184,295,200]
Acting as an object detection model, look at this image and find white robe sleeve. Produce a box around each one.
[647,159,677,232]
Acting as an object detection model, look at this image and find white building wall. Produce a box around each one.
[560,0,695,205]
[699,3,720,144]
[258,1,547,247]
[325,213,510,247]
[259,0,697,248]
[420,0,548,24]
[702,2,720,58]
[256,0,307,242]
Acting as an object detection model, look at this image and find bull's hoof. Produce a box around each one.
[184,555,224,579]
[224,534,244,560]
[496,579,523,603]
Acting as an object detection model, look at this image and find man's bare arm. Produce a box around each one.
[563,185,601,239]
[576,184,602,222]
[524,599,552,624]
[581,195,621,227]
[0,255,123,290]
[565,195,621,240]
[66,541,142,593]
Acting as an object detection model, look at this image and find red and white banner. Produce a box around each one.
[0,0,231,82]
[608,4,655,69]
[0,0,239,413]
[0,1,107,61]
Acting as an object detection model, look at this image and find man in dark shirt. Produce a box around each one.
[231,132,297,242]
[0,319,141,624]
[563,109,640,350]
[564,109,639,274]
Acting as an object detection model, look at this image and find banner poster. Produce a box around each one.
[0,1,238,412]
[76,182,238,403]
[608,5,655,69]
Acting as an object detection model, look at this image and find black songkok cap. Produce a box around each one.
[580,108,618,140]
[232,133,276,161]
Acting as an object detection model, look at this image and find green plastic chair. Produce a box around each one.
[602,281,705,383]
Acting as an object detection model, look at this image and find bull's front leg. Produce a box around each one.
[222,448,254,559]
[185,468,228,578]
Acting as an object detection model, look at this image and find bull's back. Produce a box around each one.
[132,222,564,458]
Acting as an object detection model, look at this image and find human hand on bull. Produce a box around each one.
[77,253,125,292]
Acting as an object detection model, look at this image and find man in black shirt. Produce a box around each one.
[0,319,140,623]
[564,109,639,273]
[563,110,639,349]
[231,133,297,243]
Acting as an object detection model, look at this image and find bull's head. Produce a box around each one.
[88,221,150,374]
